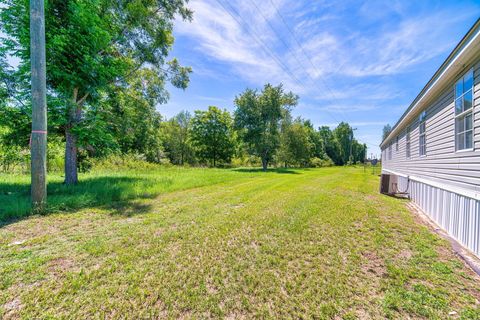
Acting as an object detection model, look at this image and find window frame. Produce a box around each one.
[419,111,427,157]
[406,126,411,159]
[395,136,399,152]
[454,69,474,152]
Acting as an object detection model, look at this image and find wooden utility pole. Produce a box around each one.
[30,0,47,212]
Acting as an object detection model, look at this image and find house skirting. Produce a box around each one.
[383,171,480,258]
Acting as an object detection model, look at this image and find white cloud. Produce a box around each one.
[175,0,305,92]
[195,95,230,103]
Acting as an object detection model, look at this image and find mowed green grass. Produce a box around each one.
[0,167,261,221]
[1,167,479,319]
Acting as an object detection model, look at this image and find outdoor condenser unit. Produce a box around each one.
[380,174,398,195]
[380,174,390,194]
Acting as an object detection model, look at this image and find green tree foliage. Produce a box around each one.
[304,120,327,160]
[0,0,192,183]
[162,111,195,165]
[234,83,298,171]
[277,118,314,167]
[318,126,342,165]
[382,124,392,141]
[190,106,235,167]
[101,69,167,162]
[333,122,354,165]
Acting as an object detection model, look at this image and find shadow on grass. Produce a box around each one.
[0,176,158,227]
[232,167,302,174]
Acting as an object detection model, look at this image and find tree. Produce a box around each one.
[382,124,392,141]
[234,83,298,171]
[304,120,326,160]
[0,0,192,184]
[101,68,167,162]
[318,126,342,165]
[190,106,235,167]
[333,122,354,165]
[162,111,195,165]
[277,118,313,167]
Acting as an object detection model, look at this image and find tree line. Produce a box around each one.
[0,0,366,180]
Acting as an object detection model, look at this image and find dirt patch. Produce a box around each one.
[397,249,413,260]
[362,251,386,277]
[47,257,75,276]
[3,298,22,319]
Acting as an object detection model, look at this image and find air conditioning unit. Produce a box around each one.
[389,175,398,194]
[380,174,390,194]
[380,174,398,195]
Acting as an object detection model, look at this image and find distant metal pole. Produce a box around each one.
[30,0,47,212]
[349,128,357,165]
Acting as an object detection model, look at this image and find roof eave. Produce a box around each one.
[380,18,480,149]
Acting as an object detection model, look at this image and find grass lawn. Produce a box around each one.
[1,166,479,319]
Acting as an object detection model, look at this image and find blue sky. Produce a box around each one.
[163,0,480,157]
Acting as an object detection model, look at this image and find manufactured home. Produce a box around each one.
[380,18,480,257]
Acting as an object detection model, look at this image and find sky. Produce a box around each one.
[162,0,480,158]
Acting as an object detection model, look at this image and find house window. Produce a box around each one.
[396,136,399,152]
[419,111,426,156]
[406,126,411,158]
[455,69,474,151]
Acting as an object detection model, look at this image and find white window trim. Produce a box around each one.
[405,127,411,159]
[454,68,475,152]
[419,112,427,157]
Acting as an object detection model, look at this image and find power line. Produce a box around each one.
[266,0,352,124]
[213,0,307,92]
[247,0,344,125]
[218,0,342,125]
[264,0,381,149]
[214,0,378,149]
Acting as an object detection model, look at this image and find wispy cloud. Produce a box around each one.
[170,0,480,154]
[175,0,305,92]
[195,95,230,103]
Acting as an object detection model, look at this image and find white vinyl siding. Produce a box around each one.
[381,60,480,193]
[406,126,411,158]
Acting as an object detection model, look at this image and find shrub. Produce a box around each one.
[309,157,334,168]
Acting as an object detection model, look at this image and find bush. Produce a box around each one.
[309,157,334,168]
[231,155,262,168]
[91,153,171,171]
[0,145,29,173]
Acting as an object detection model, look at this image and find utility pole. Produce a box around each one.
[349,128,357,164]
[30,0,47,212]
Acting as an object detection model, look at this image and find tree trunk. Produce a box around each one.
[64,127,78,184]
[262,158,267,171]
[64,89,83,185]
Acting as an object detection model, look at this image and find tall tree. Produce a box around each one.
[102,68,167,162]
[190,106,235,167]
[333,122,354,165]
[162,111,195,165]
[318,126,342,165]
[0,0,192,184]
[277,118,313,167]
[234,83,298,171]
[304,120,326,160]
